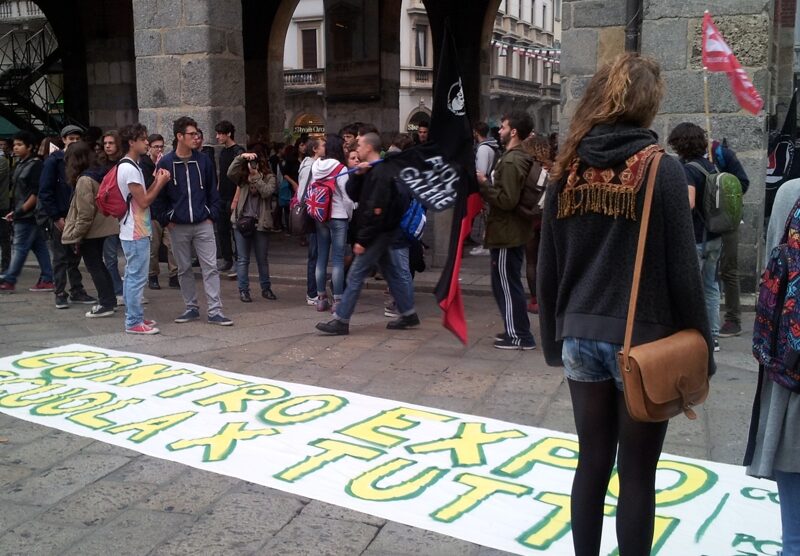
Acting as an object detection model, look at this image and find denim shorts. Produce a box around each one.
[562,337,624,391]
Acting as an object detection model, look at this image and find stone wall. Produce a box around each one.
[560,0,771,291]
[85,37,138,131]
[131,0,246,144]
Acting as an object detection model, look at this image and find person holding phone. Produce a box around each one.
[228,148,276,303]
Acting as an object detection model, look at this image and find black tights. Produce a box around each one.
[567,379,668,556]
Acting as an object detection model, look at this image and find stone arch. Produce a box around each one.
[23,0,136,132]
[405,108,432,132]
[242,0,299,141]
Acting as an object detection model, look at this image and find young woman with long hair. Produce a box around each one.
[310,134,353,312]
[228,146,277,302]
[60,141,120,317]
[538,53,714,554]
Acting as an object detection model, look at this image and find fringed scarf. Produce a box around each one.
[557,143,661,221]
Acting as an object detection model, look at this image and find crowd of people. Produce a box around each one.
[1,51,798,553]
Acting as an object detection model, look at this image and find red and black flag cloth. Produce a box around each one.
[380,25,481,344]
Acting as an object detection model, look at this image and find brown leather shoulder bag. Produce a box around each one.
[617,151,710,422]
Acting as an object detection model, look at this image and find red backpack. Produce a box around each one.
[305,164,344,222]
[96,159,136,220]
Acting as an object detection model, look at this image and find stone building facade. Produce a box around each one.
[560,0,774,291]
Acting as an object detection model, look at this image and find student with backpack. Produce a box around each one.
[477,111,536,350]
[308,134,352,313]
[114,124,171,334]
[668,122,732,352]
[710,139,750,338]
[746,188,800,555]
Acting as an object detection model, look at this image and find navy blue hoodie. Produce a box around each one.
[37,150,71,219]
[153,149,219,225]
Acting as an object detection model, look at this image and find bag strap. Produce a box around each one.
[686,160,710,177]
[621,151,663,369]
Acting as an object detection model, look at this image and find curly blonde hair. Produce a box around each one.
[551,53,664,181]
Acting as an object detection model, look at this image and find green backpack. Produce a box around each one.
[688,161,743,234]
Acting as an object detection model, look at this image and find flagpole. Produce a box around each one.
[703,66,713,160]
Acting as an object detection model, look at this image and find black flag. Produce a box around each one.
[379,24,480,343]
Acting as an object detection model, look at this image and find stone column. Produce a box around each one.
[641,2,770,291]
[560,0,771,291]
[132,0,246,143]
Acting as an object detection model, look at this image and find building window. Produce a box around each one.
[518,0,523,19]
[542,5,548,31]
[415,24,428,67]
[301,28,318,69]
[555,0,561,20]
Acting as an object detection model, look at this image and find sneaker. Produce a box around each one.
[226,271,237,280]
[148,276,161,290]
[70,291,97,305]
[495,331,507,340]
[316,297,330,312]
[240,290,252,303]
[116,295,125,306]
[527,297,539,314]
[55,294,70,309]
[714,339,720,352]
[85,305,115,318]
[168,276,180,289]
[262,288,277,300]
[0,281,14,293]
[208,314,233,326]
[144,319,157,327]
[386,313,421,330]
[29,280,55,292]
[142,296,149,305]
[494,337,536,350]
[470,246,490,256]
[384,302,399,318]
[126,323,160,335]
[316,318,349,335]
[174,308,200,323]
[718,321,742,338]
[306,294,319,306]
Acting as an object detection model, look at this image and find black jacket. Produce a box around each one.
[537,124,715,375]
[12,156,43,221]
[218,144,245,200]
[346,161,407,248]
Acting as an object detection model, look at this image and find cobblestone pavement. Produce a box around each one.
[0,254,760,555]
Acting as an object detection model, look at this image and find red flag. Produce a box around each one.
[702,12,763,115]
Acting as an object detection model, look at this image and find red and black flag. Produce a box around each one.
[427,25,482,344]
[378,25,480,343]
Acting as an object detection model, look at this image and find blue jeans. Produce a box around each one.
[696,237,722,338]
[1,219,52,285]
[315,219,348,298]
[104,235,124,296]
[334,229,415,323]
[386,245,415,315]
[306,232,317,298]
[120,238,150,328]
[562,337,624,391]
[233,229,271,293]
[776,470,800,556]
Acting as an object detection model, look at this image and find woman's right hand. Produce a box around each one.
[241,153,257,161]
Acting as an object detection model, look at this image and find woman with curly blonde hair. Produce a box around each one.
[538,53,714,555]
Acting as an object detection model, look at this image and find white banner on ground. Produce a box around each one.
[0,345,782,555]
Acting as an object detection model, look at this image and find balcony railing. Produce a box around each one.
[413,68,431,84]
[489,76,561,102]
[283,68,325,88]
[0,1,44,19]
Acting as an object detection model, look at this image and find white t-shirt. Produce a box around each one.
[116,157,151,241]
